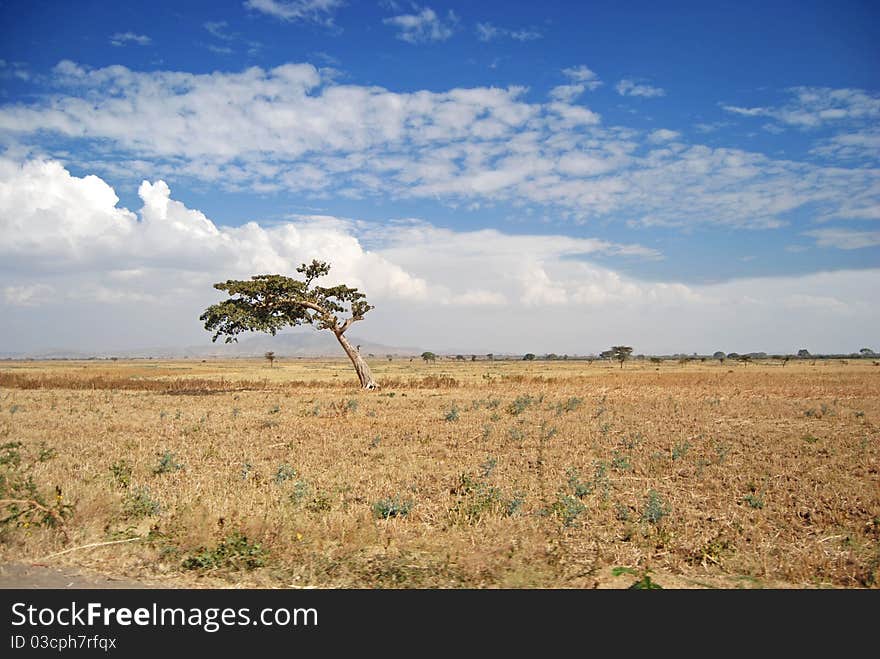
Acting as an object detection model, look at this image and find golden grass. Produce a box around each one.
[1,357,878,588]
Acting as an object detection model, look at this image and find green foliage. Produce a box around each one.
[421,352,437,363]
[566,467,592,498]
[201,261,373,343]
[372,497,413,519]
[450,465,524,524]
[110,460,133,488]
[153,451,184,475]
[611,452,632,471]
[507,394,539,415]
[671,441,691,461]
[444,404,460,422]
[611,345,634,367]
[641,490,669,525]
[522,353,536,361]
[121,486,161,519]
[0,442,73,535]
[274,464,297,485]
[555,396,583,415]
[743,493,765,509]
[629,574,664,589]
[181,531,268,571]
[551,494,586,527]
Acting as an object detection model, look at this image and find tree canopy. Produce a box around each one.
[200,260,378,389]
[611,345,633,368]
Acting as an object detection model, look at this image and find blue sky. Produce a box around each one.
[0,0,878,354]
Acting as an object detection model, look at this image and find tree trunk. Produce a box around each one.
[335,331,379,390]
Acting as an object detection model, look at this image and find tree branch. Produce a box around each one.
[337,315,363,335]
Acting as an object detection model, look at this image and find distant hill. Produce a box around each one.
[0,331,423,360]
[181,331,422,358]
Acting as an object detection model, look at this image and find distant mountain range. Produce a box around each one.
[0,331,423,360]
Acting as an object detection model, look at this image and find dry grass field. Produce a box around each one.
[1,357,878,589]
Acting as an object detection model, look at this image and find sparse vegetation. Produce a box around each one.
[0,357,876,589]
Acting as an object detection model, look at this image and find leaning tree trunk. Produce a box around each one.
[334,331,379,390]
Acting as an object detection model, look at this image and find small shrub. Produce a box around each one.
[556,397,583,415]
[0,442,73,537]
[372,497,413,519]
[274,464,297,484]
[641,490,669,525]
[551,494,586,527]
[507,394,538,416]
[153,451,183,475]
[743,493,764,509]
[181,531,268,571]
[444,404,460,422]
[122,486,161,519]
[110,460,133,488]
[566,467,592,498]
[671,441,691,461]
[611,452,632,471]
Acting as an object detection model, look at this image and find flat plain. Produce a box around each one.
[1,357,877,588]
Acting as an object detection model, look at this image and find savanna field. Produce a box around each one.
[1,357,878,589]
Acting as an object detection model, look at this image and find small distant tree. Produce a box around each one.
[264,351,275,368]
[421,352,437,363]
[455,355,466,361]
[860,348,875,357]
[611,346,633,369]
[713,351,725,361]
[797,349,811,358]
[471,355,477,362]
[200,260,378,389]
[523,353,536,361]
[387,354,393,361]
[486,353,494,361]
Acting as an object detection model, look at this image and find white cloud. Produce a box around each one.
[243,0,344,25]
[109,32,151,47]
[616,78,665,98]
[810,129,880,161]
[384,6,457,43]
[0,158,877,355]
[475,23,541,42]
[0,62,877,232]
[562,65,602,90]
[723,87,880,129]
[805,228,880,250]
[648,129,680,143]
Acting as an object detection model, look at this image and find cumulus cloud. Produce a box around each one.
[244,0,344,25]
[0,157,877,355]
[109,32,151,47]
[616,78,665,98]
[383,6,457,43]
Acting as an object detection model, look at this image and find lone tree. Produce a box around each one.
[611,345,633,368]
[200,260,379,390]
[264,351,276,368]
[421,351,437,363]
